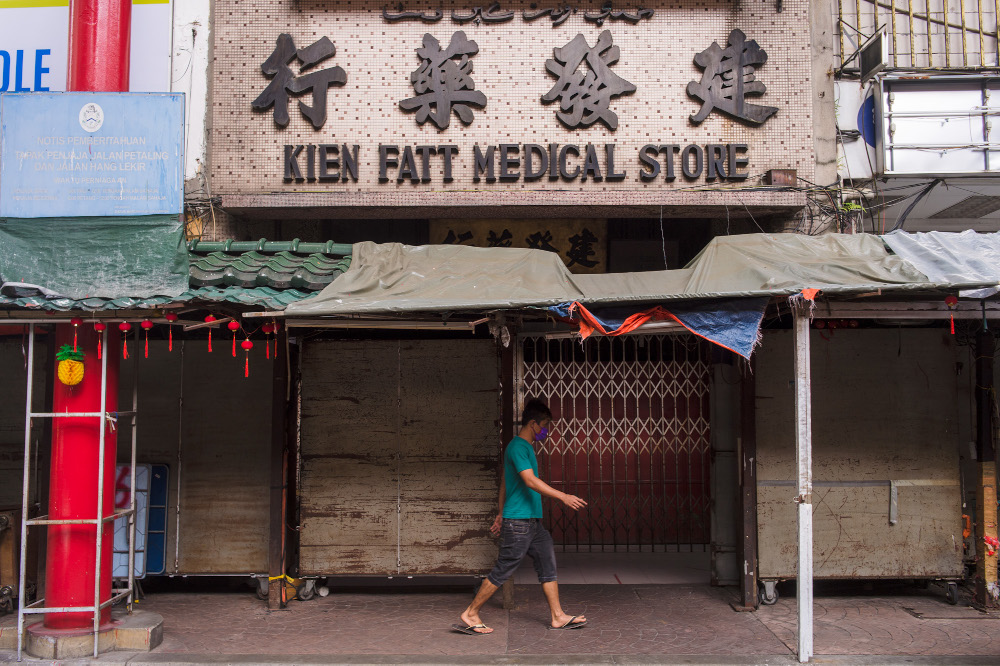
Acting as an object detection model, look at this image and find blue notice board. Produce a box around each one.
[0,92,184,217]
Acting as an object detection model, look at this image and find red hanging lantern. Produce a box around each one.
[204,314,217,352]
[70,317,83,351]
[165,312,178,351]
[241,338,254,377]
[262,323,273,359]
[945,295,959,335]
[228,320,241,357]
[271,321,281,360]
[141,319,154,358]
[94,322,107,359]
[119,321,132,359]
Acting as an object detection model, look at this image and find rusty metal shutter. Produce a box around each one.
[299,339,500,575]
[517,334,712,552]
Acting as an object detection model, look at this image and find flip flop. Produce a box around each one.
[451,623,492,635]
[550,616,587,630]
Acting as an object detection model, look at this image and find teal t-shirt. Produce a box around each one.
[502,436,543,519]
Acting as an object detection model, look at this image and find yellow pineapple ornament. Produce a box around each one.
[56,344,85,386]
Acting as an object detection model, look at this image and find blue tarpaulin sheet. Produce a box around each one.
[550,297,769,359]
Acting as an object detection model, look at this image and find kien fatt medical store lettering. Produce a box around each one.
[255,26,775,187]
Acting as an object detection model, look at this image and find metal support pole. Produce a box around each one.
[499,331,515,610]
[127,342,138,612]
[17,325,36,661]
[974,327,998,609]
[174,341,185,574]
[738,357,759,609]
[793,302,814,663]
[267,329,289,609]
[93,327,110,657]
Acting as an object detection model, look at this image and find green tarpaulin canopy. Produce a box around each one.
[285,233,1000,316]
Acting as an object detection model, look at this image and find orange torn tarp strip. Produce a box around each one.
[566,302,752,359]
[800,288,820,301]
[569,302,672,340]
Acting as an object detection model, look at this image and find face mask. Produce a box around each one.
[535,427,549,441]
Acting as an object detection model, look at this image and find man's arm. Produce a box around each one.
[518,468,587,510]
[490,476,506,536]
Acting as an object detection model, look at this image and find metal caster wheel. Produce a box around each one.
[759,580,779,606]
[255,577,268,600]
[946,581,958,605]
[297,579,316,601]
[0,586,14,614]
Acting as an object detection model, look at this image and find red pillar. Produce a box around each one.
[67,0,131,92]
[43,0,132,632]
[45,325,120,629]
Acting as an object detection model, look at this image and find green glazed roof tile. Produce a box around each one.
[0,286,321,312]
[188,250,351,290]
[1,238,349,312]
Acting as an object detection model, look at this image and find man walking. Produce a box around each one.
[455,399,588,634]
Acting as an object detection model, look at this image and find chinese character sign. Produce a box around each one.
[525,230,558,252]
[565,228,599,268]
[431,219,606,273]
[541,30,636,130]
[687,28,777,125]
[399,31,487,129]
[252,34,347,129]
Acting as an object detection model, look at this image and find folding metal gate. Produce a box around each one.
[516,334,711,552]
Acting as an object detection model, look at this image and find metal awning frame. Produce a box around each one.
[813,299,1000,319]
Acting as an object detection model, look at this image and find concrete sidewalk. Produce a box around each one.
[2,581,999,664]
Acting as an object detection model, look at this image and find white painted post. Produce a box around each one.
[793,301,813,663]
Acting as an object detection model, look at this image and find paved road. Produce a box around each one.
[3,582,999,664]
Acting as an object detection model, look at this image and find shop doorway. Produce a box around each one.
[516,334,712,554]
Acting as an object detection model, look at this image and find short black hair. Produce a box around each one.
[521,398,552,426]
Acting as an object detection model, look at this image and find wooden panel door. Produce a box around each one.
[299,339,499,575]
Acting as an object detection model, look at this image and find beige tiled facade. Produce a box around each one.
[209,0,814,214]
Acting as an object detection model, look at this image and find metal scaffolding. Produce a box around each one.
[15,323,139,661]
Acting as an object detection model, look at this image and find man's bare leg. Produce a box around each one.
[541,581,587,628]
[460,579,499,634]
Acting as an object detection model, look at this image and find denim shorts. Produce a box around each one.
[486,518,558,586]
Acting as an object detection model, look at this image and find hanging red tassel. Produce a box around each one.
[141,320,153,358]
[71,317,82,351]
[272,322,281,360]
[94,322,106,359]
[262,323,273,360]
[204,314,216,352]
[228,320,240,357]
[119,321,131,359]
[945,295,958,335]
[241,339,253,378]
[165,312,178,351]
